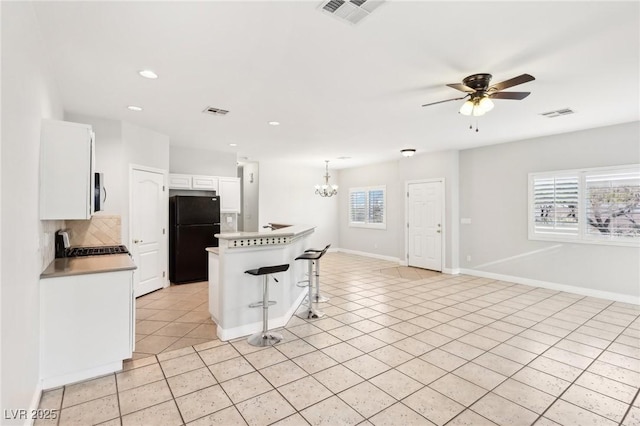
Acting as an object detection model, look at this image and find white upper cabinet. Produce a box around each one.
[218,177,241,213]
[40,119,95,220]
[168,174,192,189]
[192,175,219,191]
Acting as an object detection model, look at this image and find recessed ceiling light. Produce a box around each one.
[138,70,158,79]
[229,143,237,147]
[268,121,280,126]
[127,105,143,111]
[337,156,352,160]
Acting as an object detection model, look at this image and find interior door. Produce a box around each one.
[408,181,443,271]
[131,168,166,297]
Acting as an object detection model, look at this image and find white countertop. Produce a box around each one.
[215,224,315,240]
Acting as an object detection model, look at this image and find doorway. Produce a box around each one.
[130,165,168,297]
[406,179,444,272]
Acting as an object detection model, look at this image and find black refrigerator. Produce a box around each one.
[169,196,221,284]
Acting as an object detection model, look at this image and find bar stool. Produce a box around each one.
[295,251,326,319]
[245,263,290,347]
[304,244,331,303]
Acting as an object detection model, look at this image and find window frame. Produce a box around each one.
[348,185,387,230]
[528,164,640,247]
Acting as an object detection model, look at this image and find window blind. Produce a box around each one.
[349,186,386,228]
[532,175,579,235]
[349,191,366,223]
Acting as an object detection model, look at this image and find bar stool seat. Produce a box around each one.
[295,251,325,319]
[304,244,331,303]
[245,263,289,347]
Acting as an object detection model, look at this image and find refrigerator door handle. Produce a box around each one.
[213,223,221,225]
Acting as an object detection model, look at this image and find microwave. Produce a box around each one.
[94,172,105,212]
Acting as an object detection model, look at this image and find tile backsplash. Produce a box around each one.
[66,214,121,246]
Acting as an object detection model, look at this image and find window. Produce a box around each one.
[349,186,386,229]
[529,165,640,245]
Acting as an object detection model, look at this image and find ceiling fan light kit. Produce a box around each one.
[423,73,535,123]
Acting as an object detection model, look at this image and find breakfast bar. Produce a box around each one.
[207,224,315,341]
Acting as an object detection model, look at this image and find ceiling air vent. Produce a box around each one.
[540,108,575,118]
[319,0,384,24]
[203,106,229,116]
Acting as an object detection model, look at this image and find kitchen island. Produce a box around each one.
[207,224,315,341]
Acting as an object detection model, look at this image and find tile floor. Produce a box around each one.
[38,252,640,426]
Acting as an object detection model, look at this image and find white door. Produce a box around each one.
[131,168,166,297]
[407,181,443,271]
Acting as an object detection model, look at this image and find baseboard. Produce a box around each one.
[460,268,639,305]
[335,248,402,264]
[40,361,123,390]
[442,268,460,275]
[216,290,308,341]
[20,382,44,426]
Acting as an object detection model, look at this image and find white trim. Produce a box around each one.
[335,248,402,264]
[24,383,44,426]
[404,178,446,272]
[459,268,639,305]
[442,268,460,275]
[40,361,123,390]
[216,290,307,341]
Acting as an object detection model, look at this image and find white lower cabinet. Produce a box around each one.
[40,270,134,388]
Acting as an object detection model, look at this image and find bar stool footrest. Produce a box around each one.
[249,301,277,308]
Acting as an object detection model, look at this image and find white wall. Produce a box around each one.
[1,2,64,421]
[241,162,259,232]
[459,122,640,301]
[169,146,237,177]
[338,150,459,269]
[259,161,339,250]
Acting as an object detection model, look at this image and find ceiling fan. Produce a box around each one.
[422,73,535,116]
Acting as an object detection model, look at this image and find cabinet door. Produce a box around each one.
[168,174,192,189]
[219,177,241,213]
[39,119,94,220]
[40,270,133,387]
[192,175,219,191]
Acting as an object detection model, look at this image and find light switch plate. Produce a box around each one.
[226,216,233,223]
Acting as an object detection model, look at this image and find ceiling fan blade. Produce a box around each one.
[489,91,531,100]
[489,74,535,91]
[422,96,467,107]
[446,83,475,93]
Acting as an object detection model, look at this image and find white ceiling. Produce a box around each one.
[32,1,639,169]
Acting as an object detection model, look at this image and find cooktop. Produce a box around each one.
[66,245,129,257]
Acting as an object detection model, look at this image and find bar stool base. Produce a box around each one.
[247,331,283,347]
[297,309,325,320]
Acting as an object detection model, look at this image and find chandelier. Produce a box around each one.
[315,160,338,197]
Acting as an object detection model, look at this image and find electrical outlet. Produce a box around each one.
[466,255,471,262]
[226,216,233,223]
[374,243,378,249]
